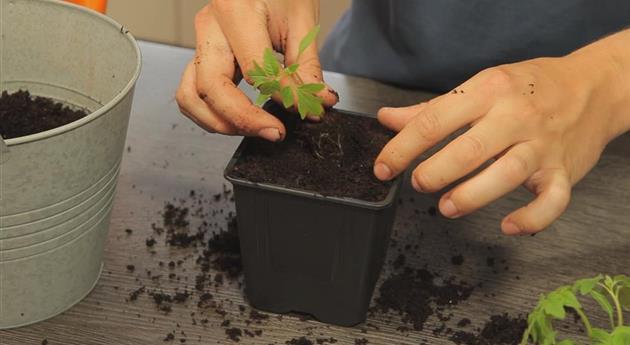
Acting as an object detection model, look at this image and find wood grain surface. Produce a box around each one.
[1,41,628,345]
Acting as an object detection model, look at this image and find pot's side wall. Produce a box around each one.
[232,180,400,327]
[0,0,140,328]
[0,91,134,329]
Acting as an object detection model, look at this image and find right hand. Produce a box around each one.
[176,0,339,142]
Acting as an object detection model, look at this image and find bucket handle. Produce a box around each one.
[0,135,9,165]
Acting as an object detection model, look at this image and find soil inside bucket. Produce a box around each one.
[0,90,89,139]
[227,103,394,202]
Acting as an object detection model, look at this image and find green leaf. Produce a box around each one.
[298,83,325,94]
[590,290,615,325]
[255,93,270,106]
[541,331,557,345]
[251,75,269,88]
[296,88,324,119]
[247,60,267,78]
[258,80,281,95]
[592,328,613,345]
[298,25,320,58]
[574,275,603,295]
[544,292,567,319]
[620,286,630,311]
[605,275,615,288]
[284,63,299,75]
[558,339,576,345]
[280,86,294,109]
[558,288,581,309]
[611,326,630,345]
[263,48,280,76]
[617,276,630,310]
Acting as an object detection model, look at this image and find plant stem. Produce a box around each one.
[574,307,593,338]
[520,324,533,345]
[600,283,624,327]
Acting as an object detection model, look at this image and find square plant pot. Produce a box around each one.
[224,110,401,326]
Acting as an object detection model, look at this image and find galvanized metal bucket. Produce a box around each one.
[0,0,141,328]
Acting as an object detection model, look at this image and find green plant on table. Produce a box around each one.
[247,25,325,120]
[521,274,630,345]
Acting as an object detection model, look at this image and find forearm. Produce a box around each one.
[566,29,630,140]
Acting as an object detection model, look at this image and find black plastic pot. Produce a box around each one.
[224,111,402,327]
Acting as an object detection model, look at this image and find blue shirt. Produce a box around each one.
[320,0,630,92]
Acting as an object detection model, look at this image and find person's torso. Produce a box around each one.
[320,0,630,91]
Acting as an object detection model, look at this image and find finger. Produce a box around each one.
[283,2,338,108]
[411,114,522,193]
[438,143,539,218]
[374,93,492,181]
[176,62,237,134]
[501,170,571,235]
[195,6,285,140]
[377,103,428,132]
[212,0,275,81]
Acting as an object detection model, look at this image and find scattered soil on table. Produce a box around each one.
[225,328,243,342]
[0,90,88,139]
[123,184,520,344]
[227,103,394,202]
[373,266,474,331]
[449,313,527,345]
[286,337,314,345]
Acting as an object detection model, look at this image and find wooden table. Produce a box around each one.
[1,41,628,345]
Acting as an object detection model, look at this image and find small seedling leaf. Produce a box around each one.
[285,63,299,75]
[592,328,612,344]
[605,275,615,288]
[610,326,630,345]
[263,48,280,76]
[248,60,267,78]
[559,288,581,309]
[258,80,281,95]
[590,290,614,325]
[251,75,269,88]
[298,83,326,93]
[296,88,324,119]
[574,275,603,295]
[620,287,630,311]
[280,86,294,109]
[255,93,270,106]
[298,25,320,59]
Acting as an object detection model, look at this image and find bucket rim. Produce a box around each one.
[2,0,142,146]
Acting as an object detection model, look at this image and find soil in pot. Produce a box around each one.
[0,90,88,139]
[227,103,394,202]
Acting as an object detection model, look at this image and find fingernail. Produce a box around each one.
[440,199,459,218]
[502,221,521,235]
[374,163,392,180]
[258,128,281,142]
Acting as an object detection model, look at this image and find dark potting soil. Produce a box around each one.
[227,103,394,202]
[225,328,243,342]
[449,313,527,345]
[373,267,474,331]
[0,90,88,139]
[286,337,314,345]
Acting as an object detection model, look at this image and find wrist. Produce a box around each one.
[566,33,630,141]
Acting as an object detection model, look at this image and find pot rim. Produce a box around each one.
[3,0,142,147]
[224,110,402,210]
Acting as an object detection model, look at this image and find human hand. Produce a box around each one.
[176,0,338,141]
[374,55,630,235]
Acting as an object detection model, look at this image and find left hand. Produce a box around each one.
[374,56,627,235]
